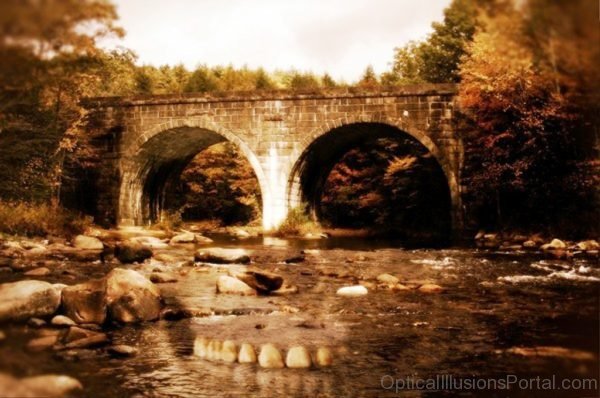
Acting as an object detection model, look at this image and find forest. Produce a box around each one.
[0,0,598,239]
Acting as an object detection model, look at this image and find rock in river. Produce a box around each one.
[105,268,162,323]
[0,373,83,397]
[336,285,368,297]
[194,248,250,264]
[169,232,196,245]
[376,273,399,285]
[115,241,153,264]
[61,279,108,324]
[73,235,104,251]
[216,275,257,296]
[238,343,257,363]
[0,280,61,322]
[228,268,283,293]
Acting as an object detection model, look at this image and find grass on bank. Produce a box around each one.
[275,205,322,237]
[0,201,91,237]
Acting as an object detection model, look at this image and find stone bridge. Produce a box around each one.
[83,84,464,235]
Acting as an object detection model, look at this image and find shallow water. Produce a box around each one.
[1,237,598,397]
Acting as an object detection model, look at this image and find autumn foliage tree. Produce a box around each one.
[459,0,599,236]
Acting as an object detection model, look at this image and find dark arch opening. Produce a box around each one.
[292,122,452,244]
[134,127,262,226]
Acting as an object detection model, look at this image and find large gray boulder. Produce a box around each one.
[0,281,61,322]
[194,248,250,264]
[105,268,161,323]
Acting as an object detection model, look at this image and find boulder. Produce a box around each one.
[61,279,107,324]
[228,268,283,293]
[72,235,103,251]
[0,373,83,397]
[285,346,312,368]
[336,285,368,297]
[376,273,399,285]
[284,253,305,264]
[105,268,161,323]
[258,343,284,368]
[169,233,196,245]
[576,240,600,251]
[194,248,250,264]
[0,280,61,322]
[115,242,152,264]
[541,239,567,251]
[238,343,257,363]
[315,347,333,366]
[216,275,257,296]
[231,228,251,239]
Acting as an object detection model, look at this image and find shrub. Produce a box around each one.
[0,201,91,237]
[150,210,183,232]
[275,205,321,236]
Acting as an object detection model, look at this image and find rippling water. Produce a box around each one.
[1,237,598,397]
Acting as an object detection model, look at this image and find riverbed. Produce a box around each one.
[0,235,598,397]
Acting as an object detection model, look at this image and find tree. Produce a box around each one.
[388,0,487,84]
[357,66,379,88]
[459,0,598,236]
[0,0,123,202]
[184,65,219,93]
[321,73,338,88]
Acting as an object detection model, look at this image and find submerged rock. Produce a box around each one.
[193,337,209,358]
[285,346,312,368]
[194,248,250,264]
[105,268,161,323]
[61,279,107,325]
[258,343,284,368]
[336,285,368,297]
[216,275,257,296]
[228,268,283,293]
[115,242,153,264]
[73,235,103,251]
[0,280,61,322]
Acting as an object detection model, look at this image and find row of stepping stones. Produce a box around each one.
[193,336,333,369]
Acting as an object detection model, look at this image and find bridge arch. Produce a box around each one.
[118,119,268,226]
[286,116,461,236]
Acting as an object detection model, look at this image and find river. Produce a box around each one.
[0,235,598,397]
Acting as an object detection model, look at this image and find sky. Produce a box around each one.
[105,0,451,83]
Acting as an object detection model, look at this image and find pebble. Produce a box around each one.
[336,285,368,297]
[107,345,138,357]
